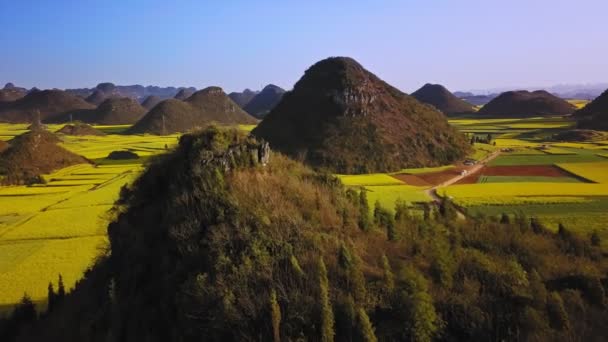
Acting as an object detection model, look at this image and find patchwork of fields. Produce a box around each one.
[440,117,608,247]
[1,115,608,310]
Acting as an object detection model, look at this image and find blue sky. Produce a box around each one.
[0,0,606,93]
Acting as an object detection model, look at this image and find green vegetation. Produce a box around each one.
[477,175,582,183]
[489,153,605,166]
[5,127,607,341]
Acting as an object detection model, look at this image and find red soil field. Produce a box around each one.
[392,167,466,187]
[455,165,573,184]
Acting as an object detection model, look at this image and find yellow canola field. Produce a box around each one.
[557,162,608,183]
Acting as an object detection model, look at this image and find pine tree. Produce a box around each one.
[394,199,410,223]
[356,308,378,342]
[47,282,56,313]
[57,274,66,300]
[547,292,570,331]
[270,290,281,342]
[358,190,371,231]
[11,293,37,326]
[590,230,601,246]
[318,258,335,342]
[338,244,366,303]
[381,254,394,295]
[398,267,440,342]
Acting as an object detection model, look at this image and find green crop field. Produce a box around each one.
[477,176,582,183]
[489,153,605,166]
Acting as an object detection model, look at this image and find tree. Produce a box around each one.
[381,254,395,295]
[397,267,441,342]
[47,282,56,313]
[358,190,371,231]
[57,274,66,300]
[356,308,378,342]
[547,292,570,331]
[423,204,431,221]
[439,198,457,221]
[374,201,396,241]
[318,258,335,342]
[409,291,441,342]
[270,290,281,342]
[11,293,37,326]
[339,244,366,303]
[394,199,410,223]
[430,242,454,288]
[590,230,601,246]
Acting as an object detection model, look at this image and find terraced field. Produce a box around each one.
[0,124,181,310]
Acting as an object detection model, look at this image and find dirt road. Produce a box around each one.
[424,151,502,219]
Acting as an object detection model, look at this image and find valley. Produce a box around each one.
[1,114,606,311]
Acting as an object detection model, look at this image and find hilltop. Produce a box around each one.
[0,90,95,123]
[576,89,608,130]
[412,83,474,115]
[129,87,257,134]
[51,97,146,125]
[253,57,470,173]
[0,130,89,184]
[0,83,27,102]
[56,123,105,136]
[11,127,608,341]
[244,84,285,118]
[141,95,162,110]
[228,88,259,107]
[174,88,195,100]
[85,90,113,105]
[478,90,576,117]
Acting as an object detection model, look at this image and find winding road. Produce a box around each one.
[424,150,502,219]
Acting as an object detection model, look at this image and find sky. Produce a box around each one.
[0,0,607,93]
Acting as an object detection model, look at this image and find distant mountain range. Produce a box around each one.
[65,83,197,102]
[456,83,608,101]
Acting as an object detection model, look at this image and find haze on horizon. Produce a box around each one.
[1,0,607,93]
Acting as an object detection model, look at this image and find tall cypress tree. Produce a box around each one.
[356,308,378,342]
[381,254,395,295]
[270,289,281,342]
[47,282,56,313]
[57,274,66,300]
[318,258,335,342]
[358,190,371,231]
